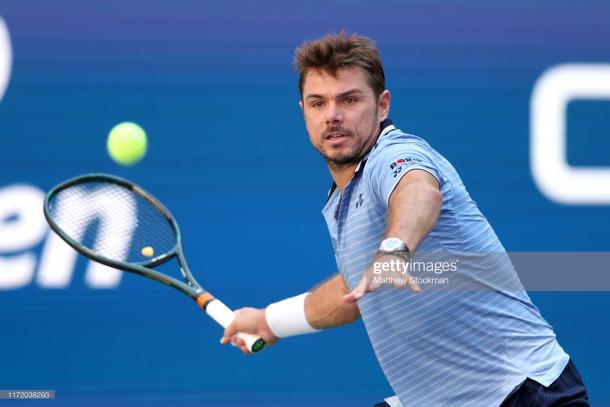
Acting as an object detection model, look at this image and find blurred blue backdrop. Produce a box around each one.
[1,1,609,405]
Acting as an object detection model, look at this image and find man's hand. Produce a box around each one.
[220,307,278,355]
[343,254,421,303]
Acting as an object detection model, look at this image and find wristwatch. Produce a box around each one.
[378,237,411,262]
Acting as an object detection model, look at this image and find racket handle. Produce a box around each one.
[204,298,266,353]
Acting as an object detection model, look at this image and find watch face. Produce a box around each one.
[380,237,406,252]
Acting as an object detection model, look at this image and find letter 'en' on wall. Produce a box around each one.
[0,184,136,289]
[38,185,137,288]
[531,64,610,205]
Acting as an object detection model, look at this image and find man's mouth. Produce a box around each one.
[326,132,349,140]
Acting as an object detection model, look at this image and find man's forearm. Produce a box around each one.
[385,170,442,252]
[305,274,361,329]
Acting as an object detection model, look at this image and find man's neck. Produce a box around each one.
[328,162,359,192]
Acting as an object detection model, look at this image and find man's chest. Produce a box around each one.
[322,179,386,285]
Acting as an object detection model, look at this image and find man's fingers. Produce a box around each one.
[231,335,245,347]
[368,271,381,291]
[395,275,421,292]
[222,328,253,354]
[343,272,369,303]
[394,277,408,289]
[344,255,424,303]
[221,321,238,344]
[220,307,274,354]
[231,335,252,355]
[409,278,421,293]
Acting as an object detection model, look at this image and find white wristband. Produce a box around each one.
[265,293,321,338]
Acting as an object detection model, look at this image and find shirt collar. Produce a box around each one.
[354,118,394,173]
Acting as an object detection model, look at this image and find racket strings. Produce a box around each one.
[47,181,177,264]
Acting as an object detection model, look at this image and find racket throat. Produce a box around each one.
[179,267,190,283]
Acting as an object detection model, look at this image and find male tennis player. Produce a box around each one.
[221,33,589,406]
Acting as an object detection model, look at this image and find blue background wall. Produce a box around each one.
[1,1,609,405]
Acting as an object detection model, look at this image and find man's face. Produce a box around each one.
[300,66,389,168]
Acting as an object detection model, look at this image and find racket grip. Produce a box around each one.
[204,298,266,353]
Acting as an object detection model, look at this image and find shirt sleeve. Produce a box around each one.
[366,141,442,207]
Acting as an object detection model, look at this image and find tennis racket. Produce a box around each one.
[43,173,265,353]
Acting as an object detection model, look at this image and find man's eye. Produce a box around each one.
[343,98,355,104]
[311,101,323,108]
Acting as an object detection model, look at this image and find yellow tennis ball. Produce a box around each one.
[141,246,154,257]
[107,122,148,166]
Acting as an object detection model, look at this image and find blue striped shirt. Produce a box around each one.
[322,124,569,406]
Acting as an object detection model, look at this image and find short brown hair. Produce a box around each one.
[294,32,386,99]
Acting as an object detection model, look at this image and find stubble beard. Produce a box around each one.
[317,114,380,170]
[320,128,365,169]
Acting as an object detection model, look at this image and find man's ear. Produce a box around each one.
[378,90,390,121]
[299,100,304,111]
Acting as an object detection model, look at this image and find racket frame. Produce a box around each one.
[43,173,265,353]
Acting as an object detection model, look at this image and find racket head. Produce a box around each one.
[43,173,199,296]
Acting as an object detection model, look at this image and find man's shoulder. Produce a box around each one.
[363,127,449,189]
[369,128,435,163]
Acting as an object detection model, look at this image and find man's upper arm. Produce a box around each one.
[367,142,442,207]
[388,169,440,204]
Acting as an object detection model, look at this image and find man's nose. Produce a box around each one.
[325,101,343,124]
